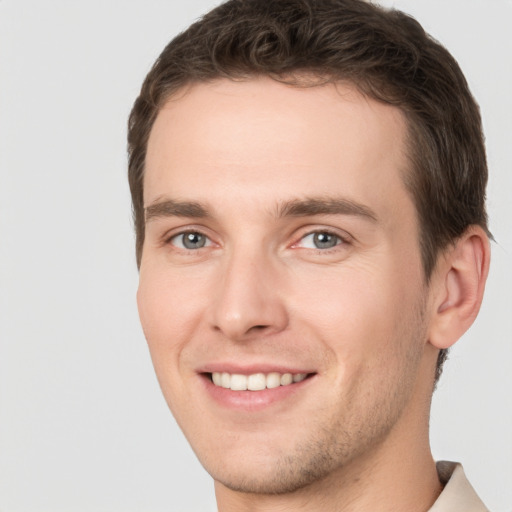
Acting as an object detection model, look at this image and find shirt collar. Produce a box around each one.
[428,461,489,512]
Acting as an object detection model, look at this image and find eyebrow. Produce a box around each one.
[144,196,378,223]
[277,197,378,222]
[145,199,210,222]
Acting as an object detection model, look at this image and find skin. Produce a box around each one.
[137,77,489,511]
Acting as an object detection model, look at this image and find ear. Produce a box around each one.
[428,226,490,350]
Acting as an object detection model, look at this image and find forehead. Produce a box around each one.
[145,77,412,222]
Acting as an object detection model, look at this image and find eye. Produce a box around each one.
[170,231,212,250]
[298,231,343,250]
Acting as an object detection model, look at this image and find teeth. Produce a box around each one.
[210,371,309,391]
[248,373,266,391]
[280,373,293,386]
[221,372,230,389]
[212,372,222,386]
[230,374,248,391]
[266,372,281,389]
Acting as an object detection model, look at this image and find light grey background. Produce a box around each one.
[0,1,510,511]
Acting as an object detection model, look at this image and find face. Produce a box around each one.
[138,78,435,495]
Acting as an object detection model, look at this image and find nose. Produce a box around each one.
[209,249,289,341]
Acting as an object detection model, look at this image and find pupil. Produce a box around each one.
[314,232,337,249]
[184,232,205,249]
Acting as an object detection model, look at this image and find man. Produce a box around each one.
[128,0,491,510]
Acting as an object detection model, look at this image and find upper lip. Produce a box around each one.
[197,363,315,375]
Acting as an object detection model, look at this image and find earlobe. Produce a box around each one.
[428,226,490,350]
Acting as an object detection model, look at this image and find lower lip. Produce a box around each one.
[200,374,315,412]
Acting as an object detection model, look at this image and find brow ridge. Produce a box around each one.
[145,199,210,222]
[144,196,378,223]
[277,197,378,222]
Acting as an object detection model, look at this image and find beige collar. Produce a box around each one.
[428,461,489,512]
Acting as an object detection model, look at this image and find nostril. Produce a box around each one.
[246,324,271,335]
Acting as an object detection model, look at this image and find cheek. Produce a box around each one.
[136,266,207,390]
[290,262,421,377]
[136,269,205,420]
[138,264,202,342]
[293,265,398,340]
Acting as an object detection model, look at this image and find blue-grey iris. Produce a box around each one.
[183,232,207,249]
[314,232,338,249]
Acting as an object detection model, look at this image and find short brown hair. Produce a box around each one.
[128,0,489,380]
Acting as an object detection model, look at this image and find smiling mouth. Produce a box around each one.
[209,372,311,391]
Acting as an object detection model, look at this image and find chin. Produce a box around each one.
[202,432,355,496]
[211,462,328,495]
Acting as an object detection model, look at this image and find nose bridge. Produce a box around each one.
[210,242,288,340]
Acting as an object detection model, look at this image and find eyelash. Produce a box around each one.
[165,228,351,253]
